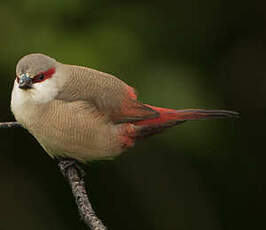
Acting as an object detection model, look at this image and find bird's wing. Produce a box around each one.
[56,64,158,123]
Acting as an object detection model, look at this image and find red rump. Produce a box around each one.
[126,85,137,100]
[119,124,136,148]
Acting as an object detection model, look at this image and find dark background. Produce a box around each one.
[0,0,264,229]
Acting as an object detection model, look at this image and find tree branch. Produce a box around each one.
[0,121,107,230]
[58,159,107,230]
[0,121,21,128]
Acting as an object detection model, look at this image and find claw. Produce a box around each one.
[58,159,86,179]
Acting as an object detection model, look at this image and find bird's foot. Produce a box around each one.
[58,158,86,179]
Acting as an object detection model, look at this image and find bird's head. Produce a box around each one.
[16,53,57,90]
[14,53,67,104]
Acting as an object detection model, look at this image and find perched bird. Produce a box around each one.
[11,53,238,162]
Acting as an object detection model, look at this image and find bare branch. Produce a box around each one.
[58,160,107,230]
[0,121,21,128]
[1,121,107,230]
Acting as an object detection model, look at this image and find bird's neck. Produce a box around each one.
[11,80,49,126]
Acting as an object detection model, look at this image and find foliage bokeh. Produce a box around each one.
[0,0,264,229]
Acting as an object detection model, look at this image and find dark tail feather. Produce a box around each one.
[136,120,186,139]
[171,109,239,120]
[133,105,239,138]
[134,105,239,126]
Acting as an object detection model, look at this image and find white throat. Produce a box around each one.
[11,66,66,125]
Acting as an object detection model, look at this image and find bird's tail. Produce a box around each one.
[133,104,238,138]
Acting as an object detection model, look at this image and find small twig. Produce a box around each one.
[58,159,107,230]
[0,121,21,128]
[0,121,107,230]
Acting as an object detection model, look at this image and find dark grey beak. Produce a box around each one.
[19,74,32,89]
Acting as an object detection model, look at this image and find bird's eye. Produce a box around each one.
[39,73,45,80]
[32,73,46,83]
[31,68,55,84]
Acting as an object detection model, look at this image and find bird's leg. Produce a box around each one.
[58,158,86,178]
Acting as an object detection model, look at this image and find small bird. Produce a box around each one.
[11,53,238,162]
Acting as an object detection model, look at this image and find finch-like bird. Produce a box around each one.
[11,53,238,162]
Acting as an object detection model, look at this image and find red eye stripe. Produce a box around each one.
[32,68,56,83]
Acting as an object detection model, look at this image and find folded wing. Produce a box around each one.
[56,64,159,123]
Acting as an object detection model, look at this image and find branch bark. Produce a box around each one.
[0,121,21,128]
[58,159,107,230]
[1,121,107,230]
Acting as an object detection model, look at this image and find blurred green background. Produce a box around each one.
[0,0,263,229]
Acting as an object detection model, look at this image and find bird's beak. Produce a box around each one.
[18,74,32,89]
